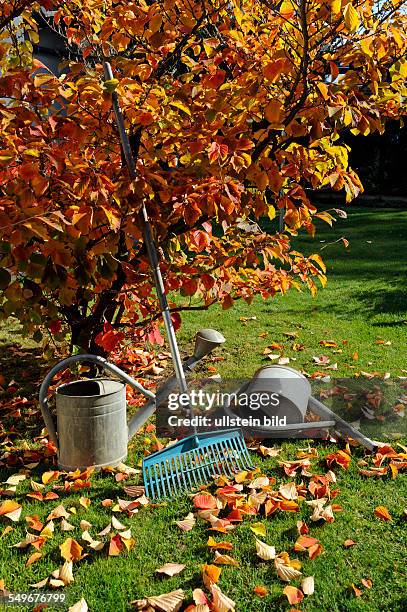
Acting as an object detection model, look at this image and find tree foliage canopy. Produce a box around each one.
[0,0,406,353]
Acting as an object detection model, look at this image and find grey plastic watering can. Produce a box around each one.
[38,329,226,471]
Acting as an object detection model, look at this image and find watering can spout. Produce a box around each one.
[127,329,226,440]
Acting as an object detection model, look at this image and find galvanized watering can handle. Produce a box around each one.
[39,354,156,449]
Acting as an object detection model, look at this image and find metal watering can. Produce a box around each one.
[39,329,226,471]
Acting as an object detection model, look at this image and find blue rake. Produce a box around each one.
[142,428,254,500]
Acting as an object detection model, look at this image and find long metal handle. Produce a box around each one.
[39,354,155,448]
[308,396,377,451]
[103,62,189,403]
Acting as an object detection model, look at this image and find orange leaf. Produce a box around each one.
[351,583,362,597]
[308,543,323,559]
[374,506,392,521]
[109,534,123,556]
[59,538,83,562]
[344,539,356,548]
[283,585,304,605]
[0,500,21,517]
[294,535,319,551]
[26,552,42,567]
[202,564,221,589]
[41,471,60,485]
[0,500,22,522]
[253,585,269,597]
[193,493,217,510]
[207,537,233,550]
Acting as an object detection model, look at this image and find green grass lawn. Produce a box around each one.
[0,206,406,612]
[179,206,407,379]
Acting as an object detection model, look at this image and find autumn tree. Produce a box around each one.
[0,0,406,355]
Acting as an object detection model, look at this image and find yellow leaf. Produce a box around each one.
[268,205,276,221]
[41,471,60,485]
[79,497,91,509]
[331,0,341,15]
[169,100,192,116]
[360,38,373,57]
[0,500,22,522]
[280,1,295,18]
[24,149,40,157]
[33,72,55,88]
[250,522,267,537]
[316,83,329,100]
[344,3,360,33]
[309,254,326,274]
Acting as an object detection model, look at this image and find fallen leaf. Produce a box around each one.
[351,583,362,597]
[326,450,351,470]
[275,559,302,582]
[47,505,70,521]
[253,585,269,597]
[210,583,235,612]
[193,493,218,510]
[1,526,13,538]
[97,523,112,536]
[344,539,356,547]
[255,538,276,561]
[283,585,304,605]
[30,577,49,588]
[214,551,239,566]
[176,512,196,531]
[202,564,221,589]
[123,486,145,498]
[361,578,372,589]
[79,497,91,509]
[207,537,233,550]
[49,578,65,588]
[80,520,92,531]
[312,355,330,365]
[302,576,314,595]
[61,518,75,531]
[112,515,127,530]
[26,552,42,566]
[279,482,298,500]
[156,563,186,577]
[131,589,185,612]
[5,474,26,486]
[250,522,267,537]
[294,535,319,552]
[42,471,60,485]
[59,561,74,585]
[68,598,88,612]
[60,538,83,562]
[193,588,208,605]
[0,500,22,522]
[109,534,123,556]
[374,506,392,521]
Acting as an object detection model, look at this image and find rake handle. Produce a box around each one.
[103,62,192,418]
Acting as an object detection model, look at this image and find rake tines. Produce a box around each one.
[143,429,253,500]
